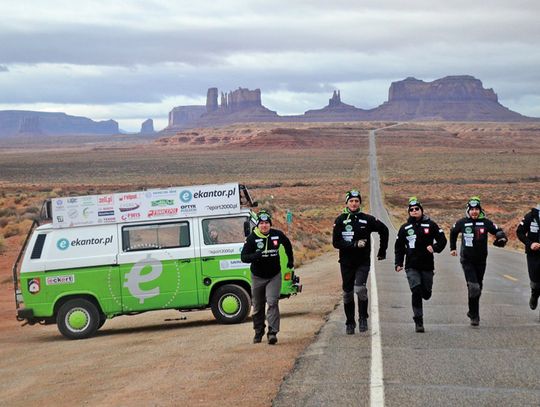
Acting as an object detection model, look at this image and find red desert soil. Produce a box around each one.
[0,238,341,407]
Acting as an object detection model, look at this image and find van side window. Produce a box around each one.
[122,222,190,251]
[31,234,47,259]
[202,217,247,245]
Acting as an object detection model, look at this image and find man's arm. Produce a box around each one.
[394,227,405,271]
[431,221,447,253]
[374,218,389,260]
[240,235,262,263]
[449,220,461,252]
[516,213,533,248]
[280,231,295,268]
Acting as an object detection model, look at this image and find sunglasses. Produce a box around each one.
[409,207,421,212]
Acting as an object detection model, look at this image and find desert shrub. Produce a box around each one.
[0,207,17,217]
[3,224,20,238]
[14,194,27,204]
[24,206,40,214]
[0,236,4,253]
[21,212,39,221]
[0,218,8,228]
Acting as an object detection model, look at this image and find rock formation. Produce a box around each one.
[140,119,155,134]
[164,87,278,132]
[0,111,119,138]
[167,106,207,129]
[18,116,43,134]
[328,90,341,107]
[162,76,538,133]
[225,88,262,111]
[300,89,367,122]
[388,76,498,102]
[206,88,219,112]
[372,75,528,121]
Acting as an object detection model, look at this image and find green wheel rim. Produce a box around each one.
[221,295,240,315]
[67,309,89,331]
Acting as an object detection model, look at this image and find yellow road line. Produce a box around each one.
[503,274,518,282]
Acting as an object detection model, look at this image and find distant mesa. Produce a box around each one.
[140,118,156,135]
[18,115,44,135]
[163,76,536,133]
[1,75,537,140]
[165,87,278,132]
[0,110,118,138]
[375,75,525,121]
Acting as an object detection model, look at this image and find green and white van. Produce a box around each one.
[13,183,301,339]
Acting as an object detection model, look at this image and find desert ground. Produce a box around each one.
[0,121,539,405]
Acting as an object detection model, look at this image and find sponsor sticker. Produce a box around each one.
[151,199,175,207]
[148,208,179,217]
[220,259,250,270]
[119,203,140,212]
[28,278,40,294]
[46,275,75,285]
[98,195,114,205]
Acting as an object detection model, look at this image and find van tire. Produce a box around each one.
[97,314,107,330]
[57,298,100,339]
[211,284,251,324]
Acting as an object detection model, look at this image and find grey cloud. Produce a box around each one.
[1,10,540,66]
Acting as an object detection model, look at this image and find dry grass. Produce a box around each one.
[376,121,540,250]
[0,122,374,268]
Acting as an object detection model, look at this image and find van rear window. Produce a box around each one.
[31,234,47,259]
[122,222,190,251]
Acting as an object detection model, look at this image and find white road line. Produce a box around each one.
[369,128,385,407]
[370,247,385,407]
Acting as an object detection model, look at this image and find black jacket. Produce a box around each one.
[332,209,389,267]
[395,215,447,271]
[241,227,294,278]
[450,217,505,263]
[517,208,540,257]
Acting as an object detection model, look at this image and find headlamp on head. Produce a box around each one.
[345,190,361,203]
[257,210,272,225]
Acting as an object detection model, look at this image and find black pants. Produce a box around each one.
[461,260,486,318]
[527,254,540,295]
[340,263,370,325]
[405,268,434,318]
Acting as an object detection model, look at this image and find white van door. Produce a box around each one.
[198,215,251,280]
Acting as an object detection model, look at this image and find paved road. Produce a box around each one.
[274,129,540,406]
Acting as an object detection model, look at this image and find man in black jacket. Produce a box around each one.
[395,197,447,332]
[241,210,294,345]
[450,197,507,326]
[516,204,540,310]
[332,190,389,334]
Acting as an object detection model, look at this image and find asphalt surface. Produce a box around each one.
[274,129,540,406]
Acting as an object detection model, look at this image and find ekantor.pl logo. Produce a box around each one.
[57,238,70,251]
[179,190,192,203]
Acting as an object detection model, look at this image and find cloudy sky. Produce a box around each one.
[1,0,539,131]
